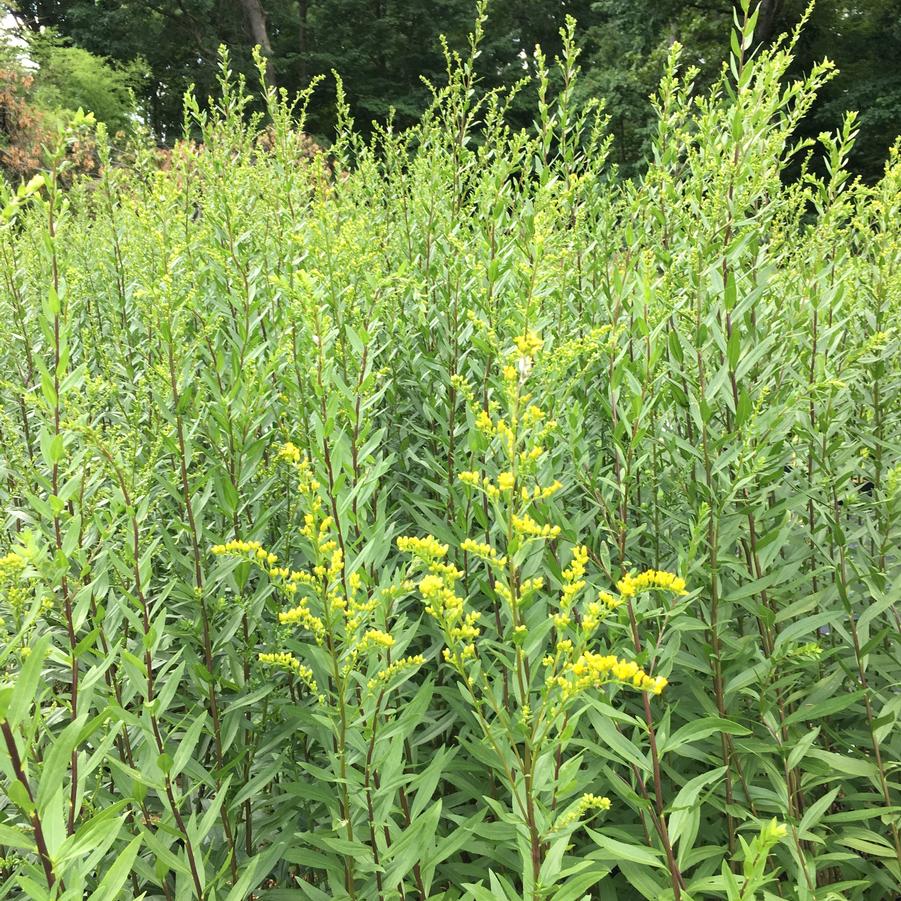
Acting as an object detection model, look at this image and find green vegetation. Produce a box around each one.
[1,5,900,900]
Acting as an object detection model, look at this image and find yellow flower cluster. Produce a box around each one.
[461,470,529,500]
[561,545,588,608]
[344,574,376,635]
[459,539,506,567]
[552,651,668,699]
[542,326,615,385]
[211,539,276,565]
[554,792,612,830]
[258,652,319,695]
[367,654,426,692]
[582,591,623,634]
[522,405,545,427]
[358,629,395,651]
[514,332,543,358]
[267,566,312,592]
[474,409,494,435]
[277,442,302,464]
[494,418,516,455]
[512,513,560,539]
[287,453,323,527]
[313,547,344,583]
[259,651,302,673]
[510,481,563,503]
[396,536,448,559]
[458,470,482,488]
[616,569,688,598]
[1,551,27,602]
[496,577,544,614]
[0,551,25,578]
[278,600,325,642]
[405,548,480,663]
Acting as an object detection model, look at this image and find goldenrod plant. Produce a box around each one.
[0,2,899,898]
[399,334,684,899]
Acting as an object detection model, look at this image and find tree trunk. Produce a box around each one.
[298,0,308,83]
[236,0,276,85]
[754,0,785,44]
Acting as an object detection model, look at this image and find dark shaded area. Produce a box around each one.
[4,0,899,180]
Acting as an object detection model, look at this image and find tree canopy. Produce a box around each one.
[2,0,899,180]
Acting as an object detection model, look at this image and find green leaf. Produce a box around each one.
[225,843,287,901]
[586,828,665,867]
[87,834,142,901]
[8,635,50,728]
[0,823,35,851]
[171,712,207,778]
[383,800,442,889]
[661,719,749,755]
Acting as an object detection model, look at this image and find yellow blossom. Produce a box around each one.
[368,654,426,692]
[514,332,543,358]
[397,535,449,559]
[616,569,688,598]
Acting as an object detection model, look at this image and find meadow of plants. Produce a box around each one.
[1,4,899,899]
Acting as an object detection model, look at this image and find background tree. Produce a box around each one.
[2,0,899,179]
[1,22,138,179]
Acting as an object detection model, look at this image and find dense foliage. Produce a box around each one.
[4,0,901,180]
[0,29,138,181]
[1,7,900,900]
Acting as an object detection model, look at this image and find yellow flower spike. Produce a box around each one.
[498,472,515,491]
[512,512,554,538]
[474,410,494,434]
[359,629,395,651]
[458,470,481,488]
[276,442,302,464]
[598,591,622,610]
[616,569,688,598]
[554,793,612,831]
[367,654,426,692]
[397,535,450,559]
[513,332,543,358]
[555,651,666,698]
[541,480,563,499]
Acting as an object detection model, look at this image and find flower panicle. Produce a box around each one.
[554,792,612,831]
[551,650,668,699]
[258,651,319,695]
[211,538,277,566]
[367,654,426,692]
[616,569,688,598]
